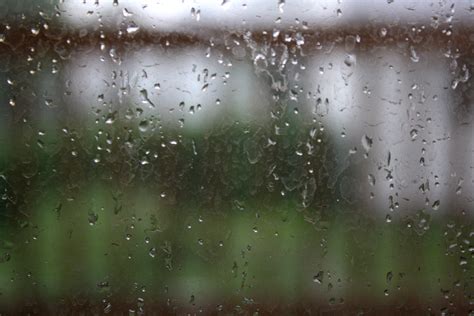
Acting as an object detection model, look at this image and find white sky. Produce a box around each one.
[59,0,473,32]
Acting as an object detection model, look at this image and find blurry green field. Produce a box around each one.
[0,122,471,312]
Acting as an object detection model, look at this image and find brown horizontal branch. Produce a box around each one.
[0,20,473,55]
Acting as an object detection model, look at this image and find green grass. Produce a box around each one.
[0,114,471,310]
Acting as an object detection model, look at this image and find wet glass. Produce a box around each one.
[0,0,473,314]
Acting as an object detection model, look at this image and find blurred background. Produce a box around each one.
[0,0,472,314]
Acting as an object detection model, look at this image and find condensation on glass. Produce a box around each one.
[0,0,472,314]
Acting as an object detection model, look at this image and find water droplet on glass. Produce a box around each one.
[221,0,230,8]
[104,302,112,313]
[410,46,419,63]
[105,113,116,124]
[122,8,133,17]
[138,120,149,132]
[344,54,356,67]
[126,22,139,34]
[367,174,376,186]
[140,89,155,107]
[278,0,285,13]
[313,271,324,284]
[361,134,373,152]
[88,212,99,226]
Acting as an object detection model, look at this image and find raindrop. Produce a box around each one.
[190,7,201,21]
[138,120,149,132]
[126,22,139,34]
[104,302,112,313]
[278,0,285,13]
[140,89,155,107]
[295,33,305,46]
[451,79,459,90]
[361,134,373,152]
[44,98,55,108]
[105,113,116,124]
[368,174,376,186]
[109,48,121,64]
[221,0,230,8]
[344,54,356,67]
[122,8,133,17]
[413,209,431,235]
[313,271,324,284]
[419,157,425,166]
[88,212,99,226]
[410,46,419,63]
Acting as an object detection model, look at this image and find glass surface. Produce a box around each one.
[0,0,472,314]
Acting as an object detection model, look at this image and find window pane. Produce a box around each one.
[0,0,472,314]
